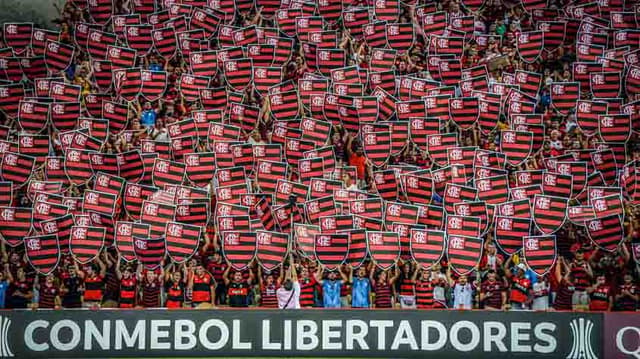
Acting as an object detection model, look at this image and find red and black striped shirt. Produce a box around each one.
[415,280,435,308]
[374,282,393,308]
[300,277,317,307]
[553,280,575,310]
[261,283,278,308]
[399,277,415,297]
[142,278,162,307]
[39,284,58,308]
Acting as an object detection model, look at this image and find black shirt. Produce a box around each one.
[227,282,250,307]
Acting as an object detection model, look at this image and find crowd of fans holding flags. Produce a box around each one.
[0,0,639,312]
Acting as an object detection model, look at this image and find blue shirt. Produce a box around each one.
[0,281,9,308]
[322,280,342,308]
[351,277,371,308]
[149,63,163,71]
[141,109,157,127]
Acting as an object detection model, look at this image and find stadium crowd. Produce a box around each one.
[0,0,639,312]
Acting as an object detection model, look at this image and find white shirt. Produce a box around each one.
[453,283,474,309]
[277,282,301,309]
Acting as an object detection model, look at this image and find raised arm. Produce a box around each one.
[96,255,107,277]
[115,253,123,280]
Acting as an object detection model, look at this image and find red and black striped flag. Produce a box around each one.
[18,135,49,166]
[222,231,256,270]
[598,114,630,143]
[92,61,113,92]
[367,231,400,270]
[314,233,349,271]
[24,234,60,275]
[591,194,624,219]
[64,149,93,185]
[532,194,568,235]
[384,201,419,226]
[223,58,253,92]
[256,230,289,271]
[345,229,367,269]
[426,133,459,166]
[152,158,185,188]
[500,130,533,166]
[133,236,166,270]
[115,221,149,262]
[420,12,447,36]
[541,172,573,199]
[86,29,117,60]
[18,100,49,133]
[0,207,31,247]
[385,23,414,53]
[44,40,75,73]
[516,31,543,63]
[165,222,201,263]
[184,152,215,188]
[590,72,621,98]
[3,23,33,55]
[114,68,142,102]
[550,82,580,115]
[538,21,565,51]
[446,215,481,238]
[31,28,60,56]
[189,8,220,38]
[362,131,391,168]
[87,0,113,25]
[1,152,35,186]
[522,235,557,276]
[626,65,640,96]
[402,173,433,205]
[102,101,129,134]
[69,226,105,264]
[410,228,445,269]
[443,183,477,214]
[82,189,117,217]
[586,214,623,252]
[40,214,73,254]
[50,81,81,102]
[449,97,479,130]
[315,48,345,76]
[106,45,137,69]
[140,200,176,237]
[0,83,25,119]
[446,235,483,276]
[0,183,10,207]
[576,100,607,136]
[152,27,177,60]
[50,102,81,133]
[117,150,144,183]
[408,117,438,151]
[374,0,399,21]
[494,216,531,255]
[140,70,167,101]
[476,175,509,204]
[124,25,153,56]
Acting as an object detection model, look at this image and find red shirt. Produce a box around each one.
[589,285,611,311]
[510,277,531,304]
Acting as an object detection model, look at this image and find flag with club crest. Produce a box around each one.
[82,189,117,217]
[256,230,289,271]
[165,222,201,263]
[590,72,621,99]
[86,29,117,60]
[442,183,477,213]
[367,231,400,270]
[590,194,624,219]
[315,48,345,76]
[3,23,33,55]
[24,234,60,275]
[522,235,557,276]
[152,27,177,60]
[541,172,573,199]
[44,40,75,73]
[115,221,149,262]
[140,200,176,237]
[140,70,167,102]
[362,131,391,167]
[69,226,105,264]
[476,174,509,204]
[50,102,81,133]
[383,201,419,226]
[314,233,349,271]
[0,207,31,247]
[516,31,544,63]
[294,224,319,260]
[133,236,166,270]
[556,161,587,198]
[0,183,10,207]
[408,117,439,151]
[446,235,483,276]
[152,158,185,188]
[477,99,500,135]
[550,82,580,115]
[2,152,35,186]
[500,130,533,166]
[586,215,623,252]
[222,231,257,270]
[305,196,337,225]
[409,228,445,270]
[18,101,49,134]
[448,97,479,130]
[18,134,49,166]
[598,114,630,143]
[626,65,640,95]
[446,215,482,238]
[532,195,568,235]
[494,216,531,255]
[402,173,433,205]
[590,149,617,186]
[223,58,253,92]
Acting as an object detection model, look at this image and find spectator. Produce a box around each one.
[315,265,348,308]
[223,266,253,308]
[190,263,216,308]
